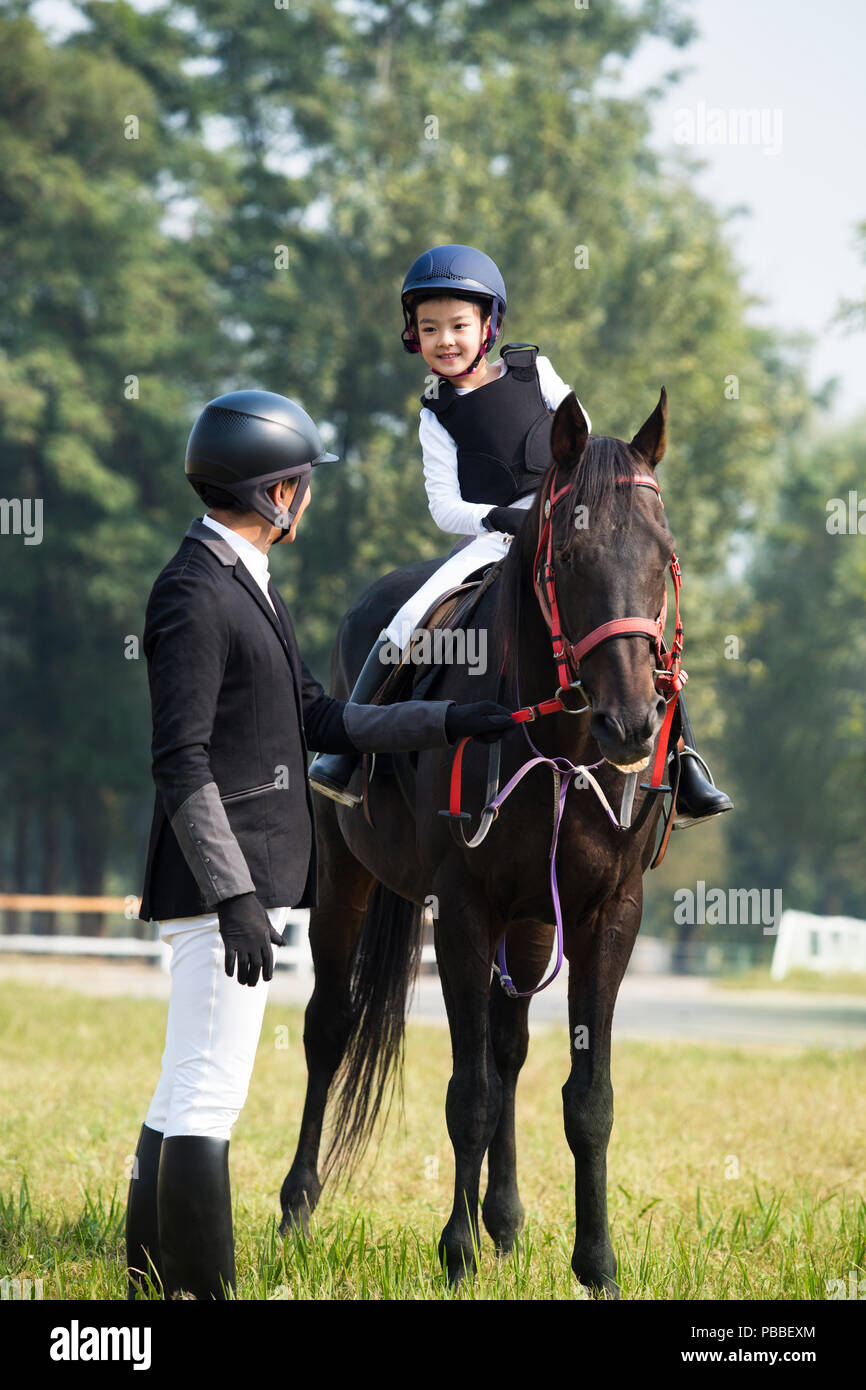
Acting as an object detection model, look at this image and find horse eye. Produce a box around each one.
[553,546,582,570]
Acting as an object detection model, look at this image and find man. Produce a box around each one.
[125,390,512,1300]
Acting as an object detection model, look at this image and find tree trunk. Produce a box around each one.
[672,919,699,975]
[5,796,31,935]
[35,804,60,935]
[74,789,108,935]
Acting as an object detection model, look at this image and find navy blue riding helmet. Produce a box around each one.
[400,244,507,376]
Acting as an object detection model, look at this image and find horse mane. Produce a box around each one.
[491,434,639,699]
[562,434,639,544]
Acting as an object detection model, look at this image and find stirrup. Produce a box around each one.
[309,773,363,807]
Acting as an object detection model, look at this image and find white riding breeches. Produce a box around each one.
[144,906,289,1140]
[382,530,513,653]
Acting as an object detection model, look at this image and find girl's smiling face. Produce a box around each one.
[412,296,492,379]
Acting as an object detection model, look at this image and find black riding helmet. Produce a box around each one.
[185,390,339,532]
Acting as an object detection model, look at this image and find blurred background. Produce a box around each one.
[0,0,863,988]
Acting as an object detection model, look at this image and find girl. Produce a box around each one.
[309,245,731,827]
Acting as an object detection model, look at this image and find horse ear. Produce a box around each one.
[550,391,589,471]
[629,387,667,468]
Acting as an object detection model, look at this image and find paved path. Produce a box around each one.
[1,955,863,1049]
[410,972,866,1049]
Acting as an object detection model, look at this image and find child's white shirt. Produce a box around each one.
[419,355,592,537]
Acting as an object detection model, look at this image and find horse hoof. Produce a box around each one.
[278,1185,316,1238]
[576,1279,620,1300]
[573,1270,620,1299]
[481,1198,524,1257]
[278,1173,320,1238]
[485,1228,519,1257]
[572,1251,620,1299]
[279,1205,312,1239]
[438,1239,476,1287]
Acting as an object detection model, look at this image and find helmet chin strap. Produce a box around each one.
[215,464,312,535]
[268,471,310,542]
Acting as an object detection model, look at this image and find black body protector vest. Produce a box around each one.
[420,343,554,506]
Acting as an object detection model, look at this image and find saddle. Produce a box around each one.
[360,555,505,815]
[372,556,504,707]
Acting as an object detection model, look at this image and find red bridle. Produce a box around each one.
[442,463,687,879]
[439,466,689,995]
[444,461,686,895]
[532,468,686,701]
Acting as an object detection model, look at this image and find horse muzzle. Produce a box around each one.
[589,699,666,770]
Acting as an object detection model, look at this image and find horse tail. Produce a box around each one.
[324,882,424,1181]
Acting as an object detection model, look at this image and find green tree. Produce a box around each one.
[1,0,820,936]
[723,419,866,919]
[0,7,231,926]
[108,0,804,685]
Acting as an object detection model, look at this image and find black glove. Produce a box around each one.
[481,506,528,536]
[217,892,286,987]
[445,701,514,745]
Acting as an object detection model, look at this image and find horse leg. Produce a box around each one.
[562,881,642,1298]
[279,807,375,1235]
[482,920,554,1254]
[434,894,497,1284]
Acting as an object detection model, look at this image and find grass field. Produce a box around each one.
[1,984,864,1300]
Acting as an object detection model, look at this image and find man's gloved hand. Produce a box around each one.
[481,506,528,537]
[217,892,286,987]
[445,701,514,745]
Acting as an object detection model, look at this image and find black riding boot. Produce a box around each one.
[308,633,392,806]
[157,1136,236,1300]
[125,1123,164,1299]
[674,694,733,827]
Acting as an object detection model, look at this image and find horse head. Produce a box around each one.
[544,387,675,770]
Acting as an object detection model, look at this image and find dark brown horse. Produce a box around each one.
[280,389,677,1296]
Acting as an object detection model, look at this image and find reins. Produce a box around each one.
[439,465,686,998]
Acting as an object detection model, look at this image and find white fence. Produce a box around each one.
[770,910,866,980]
[0,910,442,978]
[16,906,863,983]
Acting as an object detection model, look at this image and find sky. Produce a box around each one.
[32,0,866,424]
[615,0,866,423]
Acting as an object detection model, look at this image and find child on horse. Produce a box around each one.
[309,244,731,827]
